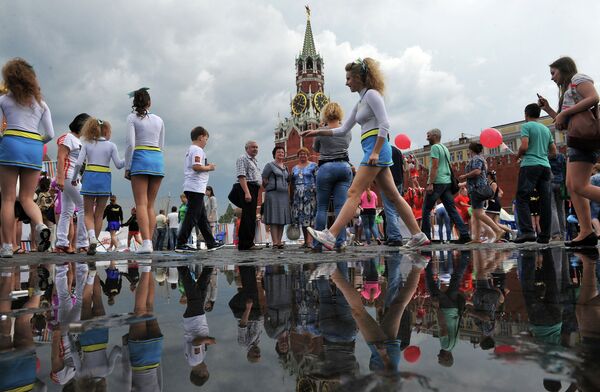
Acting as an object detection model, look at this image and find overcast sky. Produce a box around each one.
[2,0,599,215]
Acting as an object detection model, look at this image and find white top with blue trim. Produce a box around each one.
[331,88,390,139]
[0,94,54,142]
[125,113,165,170]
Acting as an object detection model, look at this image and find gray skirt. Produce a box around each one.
[263,189,291,225]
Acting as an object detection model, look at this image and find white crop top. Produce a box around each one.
[0,94,54,142]
[125,113,165,170]
[331,88,390,139]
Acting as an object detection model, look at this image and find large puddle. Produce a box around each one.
[1,247,599,391]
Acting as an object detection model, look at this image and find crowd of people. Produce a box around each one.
[0,54,599,257]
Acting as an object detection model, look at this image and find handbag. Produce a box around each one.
[566,84,600,151]
[442,148,460,195]
[472,184,494,201]
[286,224,300,240]
[228,183,245,208]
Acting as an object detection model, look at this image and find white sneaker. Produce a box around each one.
[35,223,51,252]
[402,232,430,249]
[0,245,13,258]
[136,242,153,254]
[307,227,336,251]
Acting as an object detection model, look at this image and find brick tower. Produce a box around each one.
[274,6,329,170]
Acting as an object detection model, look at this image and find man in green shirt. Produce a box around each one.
[422,128,471,243]
[515,104,556,244]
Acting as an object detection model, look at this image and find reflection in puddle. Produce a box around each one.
[1,248,600,391]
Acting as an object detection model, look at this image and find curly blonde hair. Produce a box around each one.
[320,102,344,124]
[345,57,385,95]
[2,58,42,107]
[81,117,111,142]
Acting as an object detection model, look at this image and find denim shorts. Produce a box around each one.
[469,191,486,210]
[567,147,600,164]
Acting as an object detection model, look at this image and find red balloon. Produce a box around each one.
[403,345,421,363]
[43,144,48,158]
[494,345,516,354]
[394,134,411,150]
[480,128,503,149]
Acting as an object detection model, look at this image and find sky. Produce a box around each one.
[2,0,599,215]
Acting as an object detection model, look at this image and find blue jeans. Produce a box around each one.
[313,161,353,249]
[421,184,469,240]
[168,228,178,250]
[316,262,356,342]
[361,214,378,244]
[435,208,452,241]
[380,184,403,241]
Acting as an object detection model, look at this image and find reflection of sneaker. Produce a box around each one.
[35,223,51,252]
[307,228,336,251]
[402,232,430,249]
[309,263,338,281]
[403,252,430,269]
[0,245,13,258]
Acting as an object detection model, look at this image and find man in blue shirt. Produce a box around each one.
[514,104,557,244]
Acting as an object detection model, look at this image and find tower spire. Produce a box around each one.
[302,5,316,57]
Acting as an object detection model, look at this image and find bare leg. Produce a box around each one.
[327,166,383,237]
[567,162,595,241]
[17,168,44,226]
[0,167,18,244]
[94,196,109,236]
[380,266,421,338]
[83,197,96,237]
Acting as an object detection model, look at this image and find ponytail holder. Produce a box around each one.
[354,58,368,75]
[97,119,104,126]
[127,87,150,98]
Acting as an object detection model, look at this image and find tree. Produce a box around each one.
[219,203,235,224]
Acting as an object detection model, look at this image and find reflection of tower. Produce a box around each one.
[274,7,329,170]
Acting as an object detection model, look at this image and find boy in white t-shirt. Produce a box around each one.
[179,266,216,387]
[175,127,223,252]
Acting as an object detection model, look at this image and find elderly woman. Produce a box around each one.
[291,147,318,247]
[262,146,291,249]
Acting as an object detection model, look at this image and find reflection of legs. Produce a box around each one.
[380,266,421,339]
[577,255,600,335]
[81,272,104,321]
[331,268,386,343]
[0,273,13,350]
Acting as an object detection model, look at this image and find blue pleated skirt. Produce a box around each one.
[0,134,43,170]
[360,132,393,167]
[131,149,164,177]
[81,171,112,196]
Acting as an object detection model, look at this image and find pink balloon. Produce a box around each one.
[394,134,411,150]
[480,128,503,149]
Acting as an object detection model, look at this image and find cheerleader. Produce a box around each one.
[55,113,90,254]
[301,58,428,250]
[72,118,124,255]
[0,58,54,257]
[125,88,165,254]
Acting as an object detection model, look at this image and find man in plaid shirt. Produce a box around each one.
[236,141,262,250]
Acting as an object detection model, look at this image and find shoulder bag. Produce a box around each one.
[566,83,600,151]
[441,147,460,195]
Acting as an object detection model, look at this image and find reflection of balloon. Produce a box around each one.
[494,345,516,354]
[480,128,503,148]
[394,134,411,150]
[403,345,421,363]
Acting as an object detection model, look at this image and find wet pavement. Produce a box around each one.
[1,245,599,391]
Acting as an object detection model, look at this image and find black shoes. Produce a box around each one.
[565,233,598,248]
[175,244,198,252]
[513,234,537,244]
[455,236,472,244]
[385,239,404,247]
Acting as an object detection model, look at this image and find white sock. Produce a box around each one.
[2,243,11,250]
[143,239,152,248]
[88,230,96,242]
[140,265,152,273]
[86,271,96,285]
